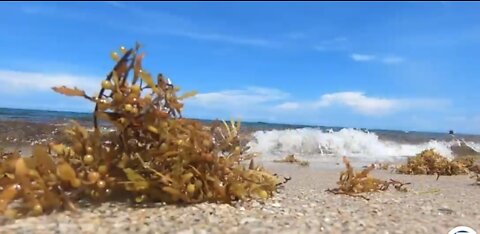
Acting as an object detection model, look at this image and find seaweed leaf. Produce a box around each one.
[178,91,198,100]
[273,154,309,167]
[52,86,86,97]
[123,168,149,191]
[139,71,159,93]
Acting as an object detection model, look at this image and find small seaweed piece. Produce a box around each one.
[326,157,409,200]
[389,179,411,192]
[366,161,395,171]
[469,164,480,185]
[417,187,441,195]
[325,189,370,200]
[274,154,309,167]
[468,164,480,174]
[397,149,473,176]
[299,161,310,167]
[472,173,480,185]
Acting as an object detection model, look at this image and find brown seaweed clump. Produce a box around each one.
[0,44,282,219]
[273,154,309,167]
[326,157,409,200]
[397,149,473,176]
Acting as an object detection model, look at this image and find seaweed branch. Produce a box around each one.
[93,48,134,130]
[273,154,309,167]
[326,157,410,200]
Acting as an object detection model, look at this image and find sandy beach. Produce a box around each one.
[1,161,479,234]
[1,121,479,233]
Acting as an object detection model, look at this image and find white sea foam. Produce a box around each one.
[246,128,477,162]
[464,141,480,152]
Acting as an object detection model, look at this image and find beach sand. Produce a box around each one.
[1,162,479,234]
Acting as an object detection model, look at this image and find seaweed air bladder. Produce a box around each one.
[0,43,282,219]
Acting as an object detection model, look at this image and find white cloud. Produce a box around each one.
[275,102,300,110]
[350,54,406,64]
[0,69,100,95]
[186,87,289,108]
[310,92,449,116]
[382,56,404,64]
[350,53,376,62]
[314,92,396,115]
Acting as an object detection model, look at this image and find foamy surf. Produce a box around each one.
[246,128,480,162]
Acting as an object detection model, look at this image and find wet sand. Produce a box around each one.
[1,162,479,233]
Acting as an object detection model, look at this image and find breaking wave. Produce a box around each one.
[246,128,480,161]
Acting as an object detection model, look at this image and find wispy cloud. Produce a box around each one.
[18,2,278,48]
[275,102,301,110]
[102,3,279,47]
[311,92,449,115]
[350,53,405,64]
[19,3,90,21]
[183,87,290,121]
[186,87,289,108]
[381,56,404,64]
[186,87,450,118]
[443,114,480,134]
[285,32,307,40]
[314,37,348,51]
[350,53,376,62]
[175,31,276,47]
[313,92,395,115]
[103,1,126,8]
[0,69,100,95]
[274,92,397,116]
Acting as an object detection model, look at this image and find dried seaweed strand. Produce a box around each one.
[326,157,410,200]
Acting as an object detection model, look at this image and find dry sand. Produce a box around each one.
[1,162,479,234]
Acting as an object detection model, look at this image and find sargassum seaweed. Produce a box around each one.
[273,154,309,167]
[396,149,474,177]
[0,44,283,219]
[326,157,410,200]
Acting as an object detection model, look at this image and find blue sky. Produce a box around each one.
[1,1,480,133]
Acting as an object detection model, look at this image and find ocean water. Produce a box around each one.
[1,107,479,162]
[0,107,91,123]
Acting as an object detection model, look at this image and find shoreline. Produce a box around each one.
[1,162,479,233]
